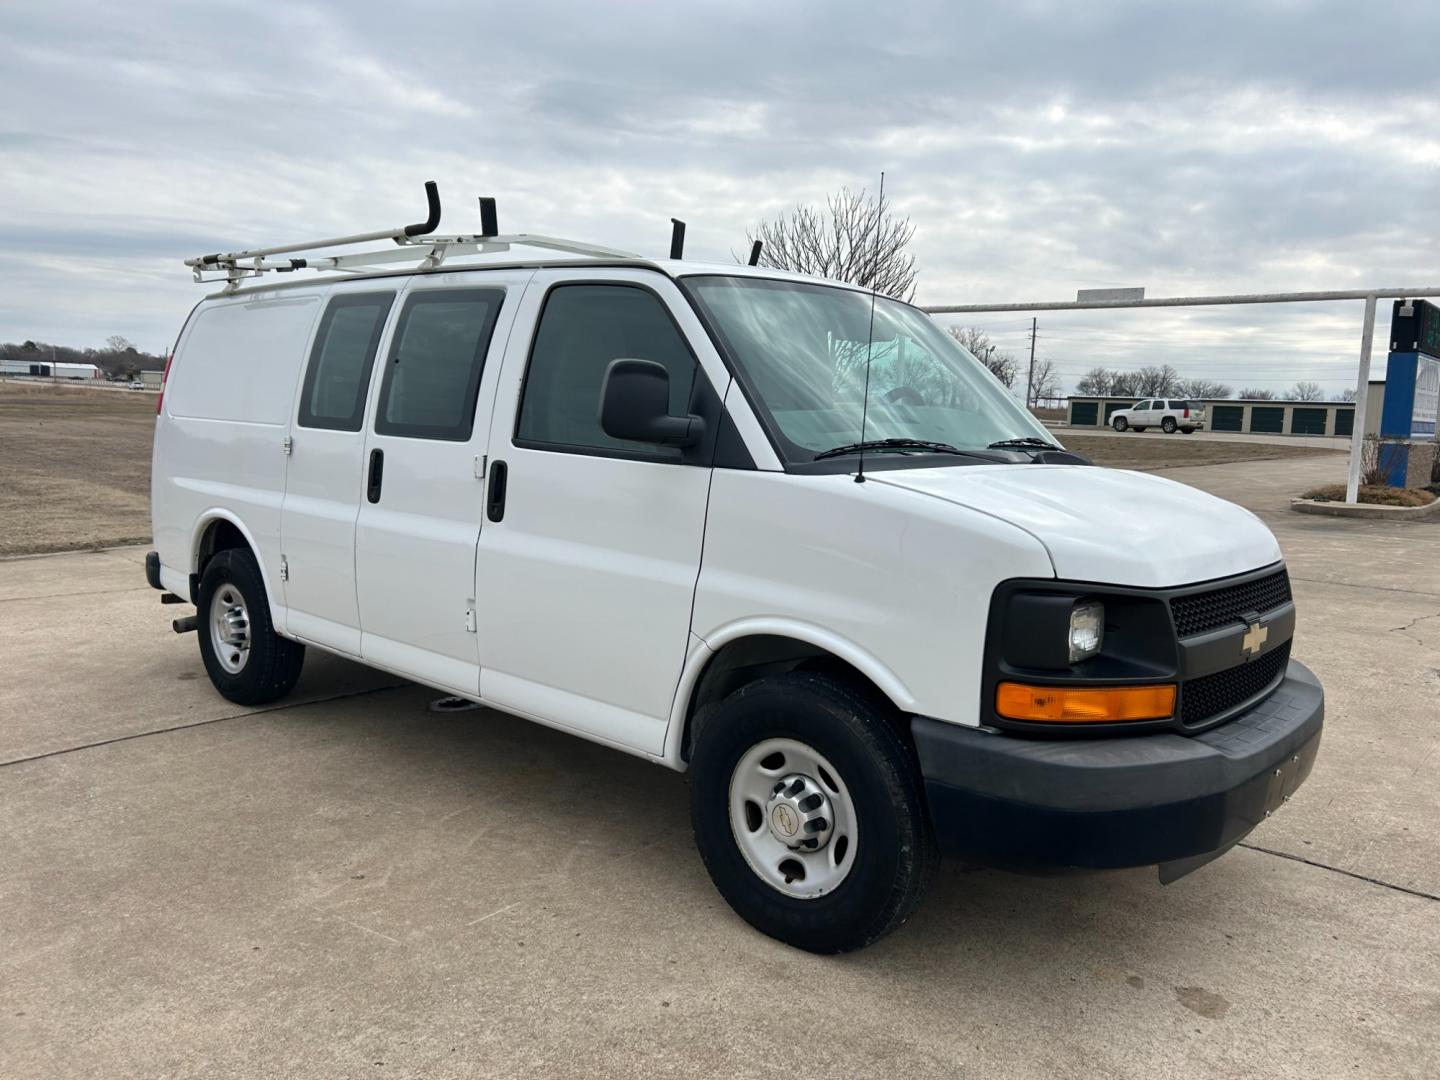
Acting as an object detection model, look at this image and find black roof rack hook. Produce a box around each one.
[478,197,499,239]
[670,218,686,260]
[403,181,442,237]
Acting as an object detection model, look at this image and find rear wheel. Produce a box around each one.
[197,548,305,705]
[1112,416,1128,432]
[1162,417,1178,434]
[689,672,936,953]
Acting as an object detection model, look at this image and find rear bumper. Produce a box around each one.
[912,660,1323,872]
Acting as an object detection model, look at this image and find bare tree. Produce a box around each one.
[1132,364,1183,397]
[1026,356,1061,407]
[1238,387,1277,400]
[1075,366,1115,396]
[1284,380,1324,401]
[948,326,1018,388]
[1110,371,1141,398]
[1340,387,1357,402]
[1177,378,1232,399]
[748,187,918,301]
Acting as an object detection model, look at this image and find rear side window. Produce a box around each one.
[167,296,320,424]
[298,292,395,431]
[375,288,504,440]
[516,284,697,456]
[1168,400,1185,410]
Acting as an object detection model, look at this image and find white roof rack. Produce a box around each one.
[185,182,643,291]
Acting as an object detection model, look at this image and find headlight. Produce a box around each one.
[1068,600,1104,663]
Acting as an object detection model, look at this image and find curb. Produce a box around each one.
[1290,496,1440,520]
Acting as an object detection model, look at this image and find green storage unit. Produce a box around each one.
[1104,401,1129,422]
[1070,401,1099,426]
[1211,405,1244,432]
[1291,408,1327,435]
[1250,406,1284,433]
[1334,409,1354,437]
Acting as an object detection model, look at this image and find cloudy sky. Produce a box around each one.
[3,0,1437,396]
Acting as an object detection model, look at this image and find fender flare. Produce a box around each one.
[189,510,280,617]
[660,618,917,770]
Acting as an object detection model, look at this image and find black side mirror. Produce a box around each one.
[598,358,705,448]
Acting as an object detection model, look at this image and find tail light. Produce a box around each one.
[1183,407,1190,418]
[156,353,174,415]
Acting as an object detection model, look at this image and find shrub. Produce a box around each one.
[1302,483,1437,507]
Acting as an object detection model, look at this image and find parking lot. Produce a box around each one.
[3,452,1438,1079]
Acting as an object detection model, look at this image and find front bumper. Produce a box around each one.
[912,660,1323,874]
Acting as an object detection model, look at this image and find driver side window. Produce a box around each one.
[516,284,698,456]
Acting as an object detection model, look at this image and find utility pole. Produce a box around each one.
[1024,317,1037,408]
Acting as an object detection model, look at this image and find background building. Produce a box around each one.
[0,358,103,380]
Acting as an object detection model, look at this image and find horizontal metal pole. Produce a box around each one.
[922,287,1440,314]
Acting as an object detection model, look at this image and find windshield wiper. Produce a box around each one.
[813,438,979,461]
[986,437,1061,451]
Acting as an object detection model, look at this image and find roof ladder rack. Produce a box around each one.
[184,182,642,291]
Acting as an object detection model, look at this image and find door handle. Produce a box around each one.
[486,460,508,522]
[367,448,384,504]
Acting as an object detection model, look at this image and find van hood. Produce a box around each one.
[871,464,1281,588]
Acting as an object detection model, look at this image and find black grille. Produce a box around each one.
[1171,570,1291,638]
[1181,641,1290,727]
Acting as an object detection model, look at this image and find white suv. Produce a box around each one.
[145,186,1321,952]
[1110,399,1206,433]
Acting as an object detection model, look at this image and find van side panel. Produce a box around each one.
[152,292,324,614]
[689,470,1055,732]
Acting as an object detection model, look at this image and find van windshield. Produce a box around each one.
[685,275,1052,462]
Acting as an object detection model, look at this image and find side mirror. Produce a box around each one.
[598,358,705,448]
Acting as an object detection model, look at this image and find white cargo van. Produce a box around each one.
[148,185,1322,952]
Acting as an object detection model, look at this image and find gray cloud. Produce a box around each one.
[2,0,1437,393]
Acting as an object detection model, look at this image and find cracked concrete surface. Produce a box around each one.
[2,454,1438,1079]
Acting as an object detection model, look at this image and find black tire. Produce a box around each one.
[1162,417,1178,434]
[689,672,936,953]
[1112,417,1128,432]
[196,548,305,705]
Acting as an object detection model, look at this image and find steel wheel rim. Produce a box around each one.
[209,584,251,675]
[728,737,857,899]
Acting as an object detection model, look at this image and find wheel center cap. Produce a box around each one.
[765,773,834,851]
[770,803,800,838]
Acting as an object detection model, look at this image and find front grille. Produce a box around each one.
[1171,569,1292,638]
[1181,641,1291,727]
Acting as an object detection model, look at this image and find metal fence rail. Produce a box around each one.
[921,287,1440,504]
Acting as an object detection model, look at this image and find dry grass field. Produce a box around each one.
[0,380,1342,557]
[0,380,156,556]
[1061,432,1341,471]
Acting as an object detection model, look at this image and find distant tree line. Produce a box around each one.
[946,327,1060,407]
[1075,365,1342,402]
[0,336,166,379]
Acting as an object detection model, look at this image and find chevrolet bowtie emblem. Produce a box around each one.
[1241,621,1268,658]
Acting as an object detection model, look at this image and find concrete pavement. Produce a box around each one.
[2,464,1438,1079]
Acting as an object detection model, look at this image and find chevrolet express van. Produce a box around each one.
[147,186,1323,952]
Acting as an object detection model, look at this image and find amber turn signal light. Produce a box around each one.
[996,682,1176,723]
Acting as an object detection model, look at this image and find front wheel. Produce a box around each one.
[1112,416,1128,432]
[689,673,936,953]
[1162,417,1178,434]
[197,548,305,705]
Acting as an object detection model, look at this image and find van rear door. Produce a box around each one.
[352,270,530,695]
